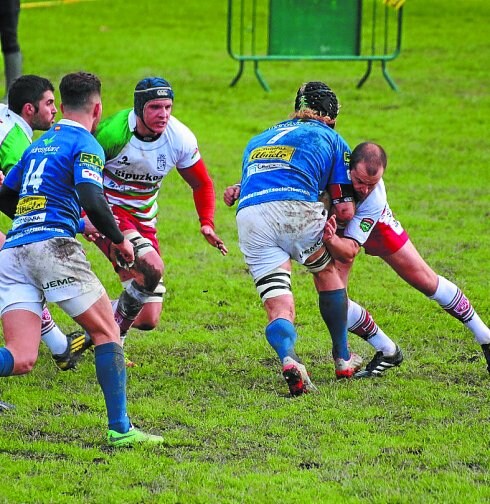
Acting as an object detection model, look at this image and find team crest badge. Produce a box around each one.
[157,154,167,172]
[359,218,374,232]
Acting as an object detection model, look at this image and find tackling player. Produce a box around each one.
[323,142,490,377]
[87,77,227,356]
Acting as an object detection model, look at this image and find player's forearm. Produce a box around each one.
[193,180,216,228]
[324,234,359,263]
[77,183,124,244]
[0,184,19,219]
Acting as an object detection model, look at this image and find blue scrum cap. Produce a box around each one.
[294,81,339,119]
[134,77,174,118]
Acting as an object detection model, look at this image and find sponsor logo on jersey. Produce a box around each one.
[246,162,290,176]
[42,136,56,146]
[117,155,131,166]
[12,212,46,229]
[191,148,199,160]
[359,218,374,232]
[157,154,166,172]
[16,196,47,215]
[249,146,295,161]
[82,169,103,184]
[42,276,77,290]
[113,169,163,182]
[343,151,350,164]
[79,153,104,169]
[30,145,60,155]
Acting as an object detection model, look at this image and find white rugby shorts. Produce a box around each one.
[236,200,327,280]
[0,237,105,317]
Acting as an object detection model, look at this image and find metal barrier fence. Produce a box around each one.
[227,0,404,91]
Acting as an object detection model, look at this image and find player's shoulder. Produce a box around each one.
[359,179,387,211]
[165,115,198,145]
[95,109,132,140]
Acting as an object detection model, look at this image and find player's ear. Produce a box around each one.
[21,102,36,119]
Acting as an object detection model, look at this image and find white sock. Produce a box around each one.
[430,275,490,344]
[465,314,490,344]
[348,299,397,355]
[41,325,68,355]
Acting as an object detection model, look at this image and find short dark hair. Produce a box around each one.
[350,142,387,175]
[8,75,54,115]
[59,72,101,111]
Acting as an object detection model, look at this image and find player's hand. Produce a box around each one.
[113,238,135,269]
[322,214,337,242]
[0,172,4,186]
[201,225,228,256]
[223,184,241,207]
[81,215,101,242]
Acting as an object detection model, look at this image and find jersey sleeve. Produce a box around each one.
[0,125,30,175]
[328,136,352,185]
[94,109,133,161]
[343,179,387,245]
[174,123,201,169]
[2,159,23,192]
[73,137,105,188]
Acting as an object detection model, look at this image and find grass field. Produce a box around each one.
[0,0,489,502]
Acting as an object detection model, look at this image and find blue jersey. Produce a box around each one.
[237,118,351,211]
[3,119,105,248]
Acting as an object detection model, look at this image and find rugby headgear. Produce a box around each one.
[134,77,174,119]
[294,81,339,119]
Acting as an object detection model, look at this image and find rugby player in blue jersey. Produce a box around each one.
[0,74,93,371]
[0,72,163,445]
[224,81,361,396]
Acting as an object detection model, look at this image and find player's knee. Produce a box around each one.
[13,356,37,375]
[134,257,163,292]
[144,267,163,292]
[134,319,158,331]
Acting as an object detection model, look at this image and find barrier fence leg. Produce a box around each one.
[230,60,245,87]
[254,61,270,92]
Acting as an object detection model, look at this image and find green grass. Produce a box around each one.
[1,0,489,502]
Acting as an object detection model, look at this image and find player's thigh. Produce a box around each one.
[382,240,438,295]
[73,293,120,346]
[236,204,290,280]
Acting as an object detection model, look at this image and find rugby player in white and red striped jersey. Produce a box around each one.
[89,77,227,352]
[323,142,490,377]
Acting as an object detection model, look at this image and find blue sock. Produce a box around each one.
[95,342,131,433]
[319,289,350,360]
[265,318,300,362]
[0,348,14,376]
